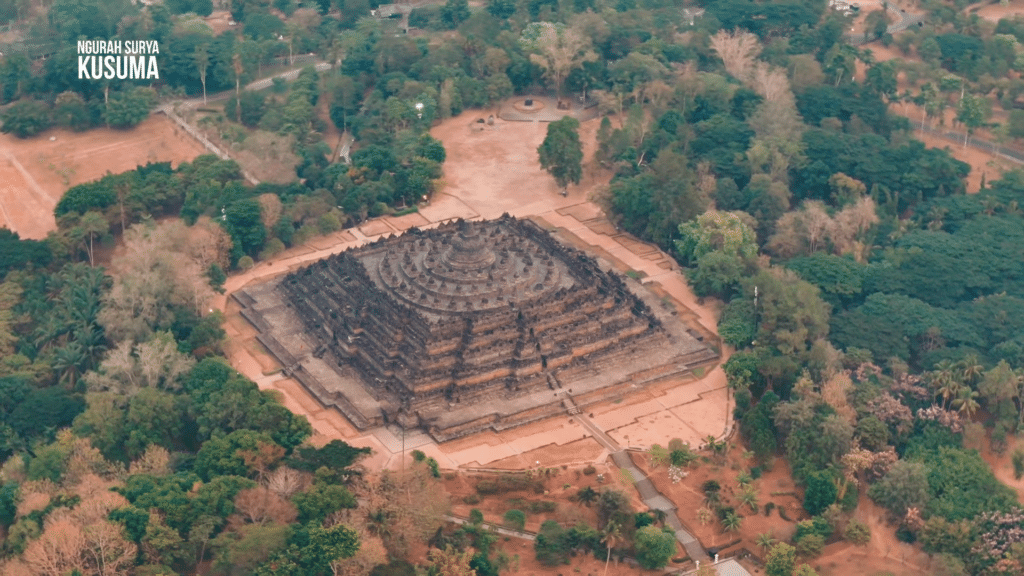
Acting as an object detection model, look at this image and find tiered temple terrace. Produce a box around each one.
[234,216,718,441]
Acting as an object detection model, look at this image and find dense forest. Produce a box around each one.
[3,0,1024,574]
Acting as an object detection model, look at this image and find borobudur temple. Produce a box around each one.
[234,215,718,441]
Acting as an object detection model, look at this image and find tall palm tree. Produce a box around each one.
[52,342,87,389]
[929,359,959,408]
[959,354,984,386]
[601,521,621,576]
[739,486,759,512]
[755,532,777,554]
[576,486,598,507]
[722,512,742,533]
[952,387,981,418]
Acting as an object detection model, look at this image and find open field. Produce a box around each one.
[216,107,730,473]
[0,115,208,239]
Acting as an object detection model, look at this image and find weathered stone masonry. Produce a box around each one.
[236,215,718,441]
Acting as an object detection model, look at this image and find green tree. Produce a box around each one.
[534,519,570,566]
[486,0,515,19]
[765,542,796,576]
[956,93,988,148]
[803,470,838,516]
[194,429,276,481]
[538,116,583,189]
[105,87,156,129]
[867,459,931,517]
[864,9,888,41]
[843,519,871,545]
[0,99,52,137]
[633,526,675,570]
[503,509,526,531]
[722,512,743,533]
[76,210,109,267]
[440,0,469,28]
[213,523,290,576]
[224,199,267,261]
[675,210,759,300]
[756,532,777,554]
[293,482,358,524]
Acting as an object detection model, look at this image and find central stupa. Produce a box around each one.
[236,215,717,440]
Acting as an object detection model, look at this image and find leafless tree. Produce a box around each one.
[128,445,172,477]
[266,466,311,498]
[521,22,597,102]
[99,221,221,343]
[709,29,761,83]
[233,487,298,526]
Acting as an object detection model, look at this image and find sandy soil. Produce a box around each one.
[979,433,1024,504]
[974,0,1024,22]
[214,107,729,472]
[204,10,237,35]
[848,0,896,36]
[0,115,208,239]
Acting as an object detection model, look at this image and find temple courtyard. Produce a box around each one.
[214,110,733,471]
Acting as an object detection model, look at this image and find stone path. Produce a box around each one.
[574,410,711,563]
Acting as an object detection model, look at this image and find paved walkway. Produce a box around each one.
[575,411,710,563]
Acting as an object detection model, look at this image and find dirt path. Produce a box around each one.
[216,109,729,471]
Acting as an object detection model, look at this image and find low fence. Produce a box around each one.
[157,107,260,186]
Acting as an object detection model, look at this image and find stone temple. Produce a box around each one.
[235,216,718,441]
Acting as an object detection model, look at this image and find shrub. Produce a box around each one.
[764,502,775,516]
[469,508,484,525]
[635,511,655,528]
[634,526,676,569]
[503,509,526,531]
[462,494,481,505]
[475,474,542,495]
[795,533,824,558]
[844,519,871,545]
[425,457,440,478]
[1013,448,1024,480]
[317,211,341,234]
[670,447,698,467]
[411,450,426,462]
[526,501,557,514]
[803,471,838,516]
[582,465,597,475]
[534,520,570,566]
[259,237,285,260]
[237,255,255,270]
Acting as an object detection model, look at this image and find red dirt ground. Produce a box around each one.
[632,442,932,576]
[0,115,208,239]
[974,0,1024,22]
[442,466,684,575]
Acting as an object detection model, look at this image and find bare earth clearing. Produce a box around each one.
[974,0,1024,21]
[0,115,208,239]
